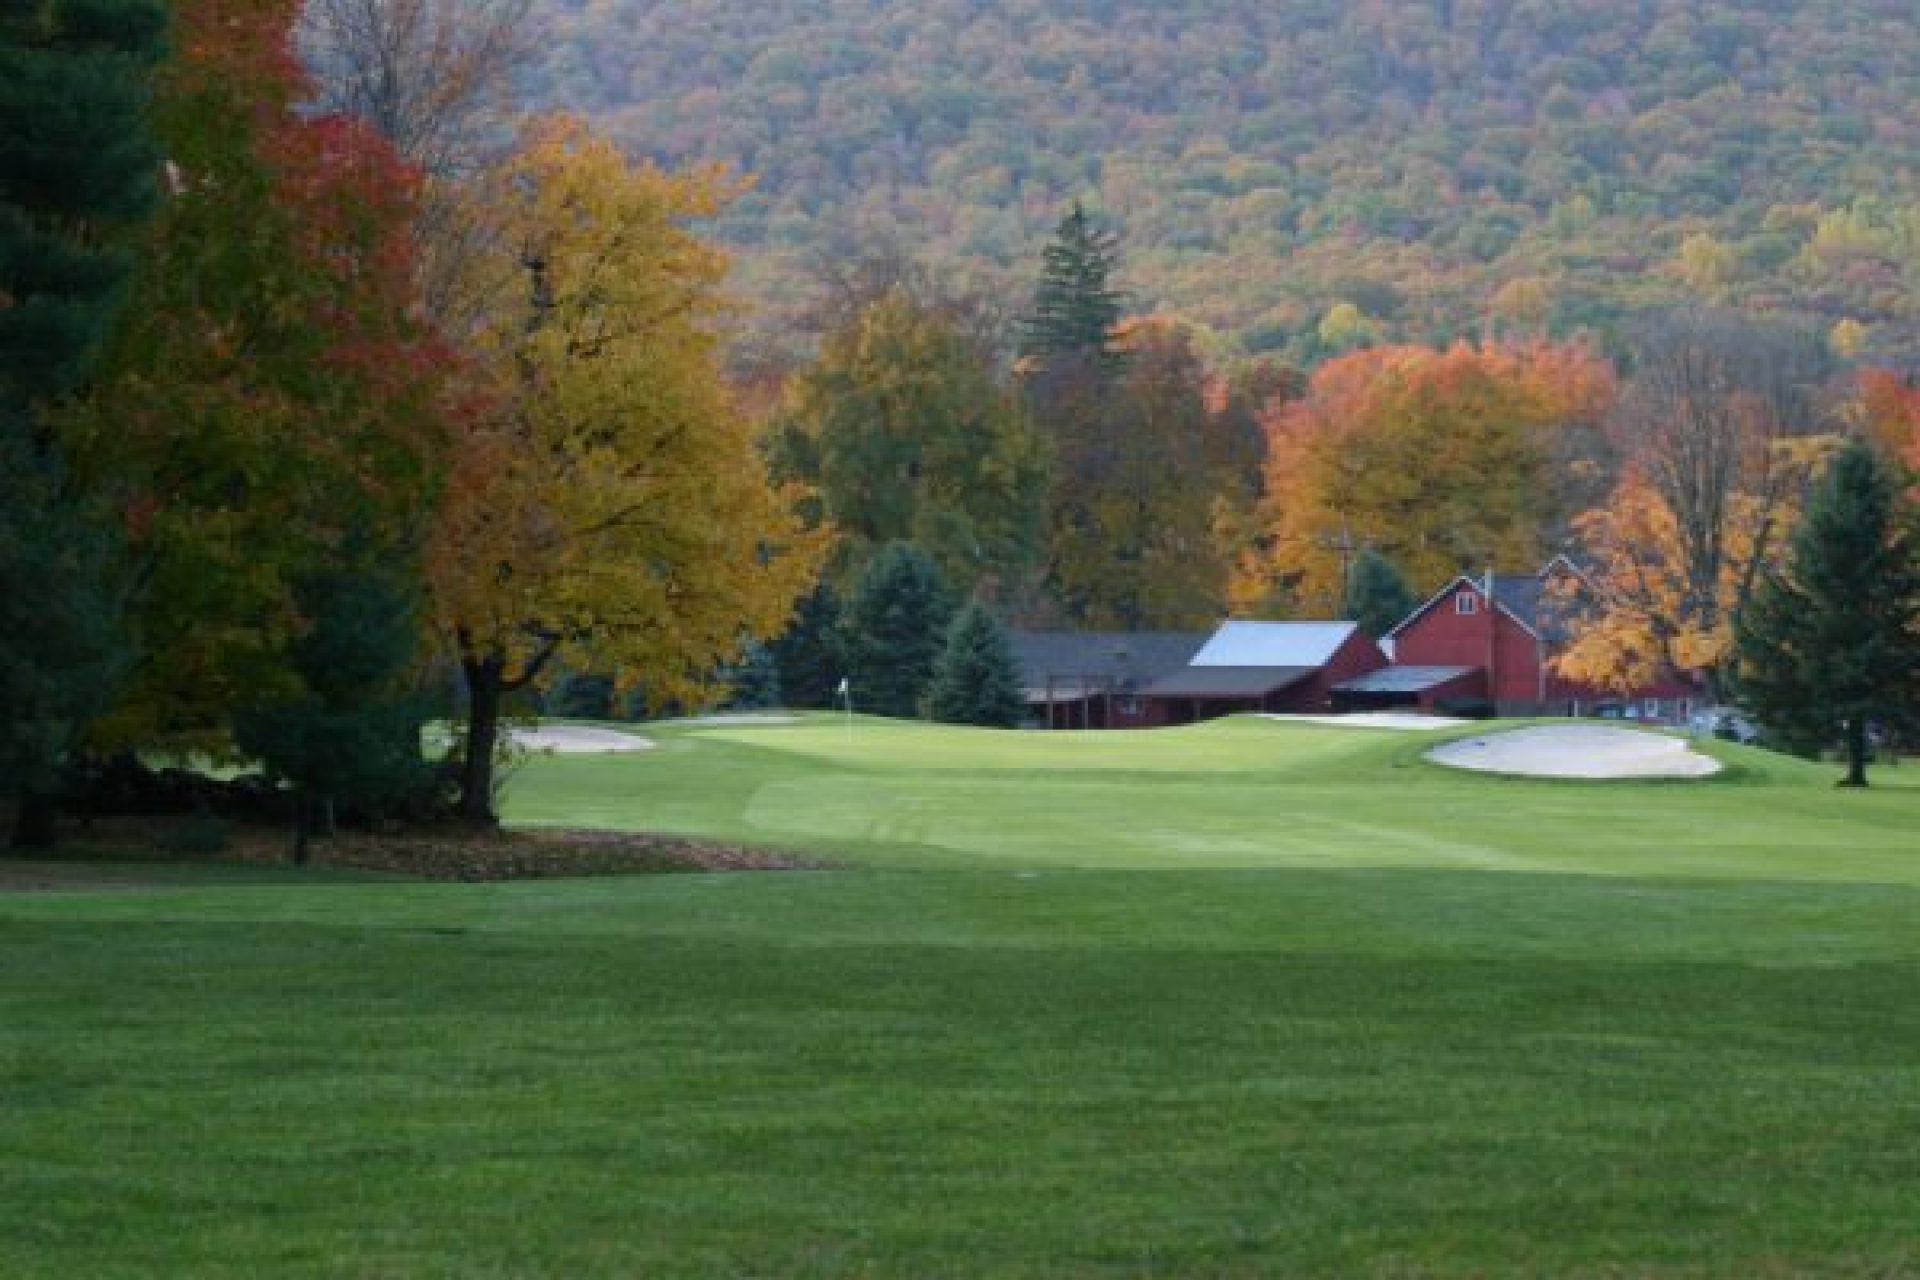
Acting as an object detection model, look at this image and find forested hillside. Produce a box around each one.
[519,0,1920,360]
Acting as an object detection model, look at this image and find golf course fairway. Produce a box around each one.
[4,715,1917,1277]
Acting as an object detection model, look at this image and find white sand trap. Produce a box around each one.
[1262,712,1470,731]
[1427,725,1721,779]
[508,725,656,754]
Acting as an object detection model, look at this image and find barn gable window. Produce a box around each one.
[1455,591,1480,616]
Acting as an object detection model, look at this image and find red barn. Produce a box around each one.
[1342,558,1704,722]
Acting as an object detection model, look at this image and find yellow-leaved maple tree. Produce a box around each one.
[1556,312,1839,697]
[1553,438,1835,695]
[1231,340,1614,615]
[429,117,824,819]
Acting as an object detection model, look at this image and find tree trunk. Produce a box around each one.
[291,790,312,865]
[1840,716,1870,788]
[458,656,504,823]
[9,787,58,851]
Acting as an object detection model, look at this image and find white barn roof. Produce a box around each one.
[1189,621,1359,669]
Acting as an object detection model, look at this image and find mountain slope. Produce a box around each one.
[520,0,1920,359]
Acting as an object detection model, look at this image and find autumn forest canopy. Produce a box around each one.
[523,0,1920,364]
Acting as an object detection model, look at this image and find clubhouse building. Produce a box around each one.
[1012,558,1704,729]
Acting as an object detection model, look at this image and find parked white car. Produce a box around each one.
[1689,707,1761,743]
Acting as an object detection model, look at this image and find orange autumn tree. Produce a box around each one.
[1553,475,1769,692]
[1855,368,1920,475]
[429,117,824,821]
[1556,311,1838,697]
[1232,340,1614,615]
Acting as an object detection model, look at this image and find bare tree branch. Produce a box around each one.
[298,0,529,180]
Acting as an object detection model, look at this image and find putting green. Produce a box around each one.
[504,715,1920,882]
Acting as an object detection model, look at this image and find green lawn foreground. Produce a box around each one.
[4,716,1920,1277]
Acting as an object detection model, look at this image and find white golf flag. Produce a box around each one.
[835,677,849,696]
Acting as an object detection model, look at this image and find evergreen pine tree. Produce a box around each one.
[929,602,1027,728]
[1019,201,1127,376]
[842,543,955,719]
[1736,440,1920,787]
[719,640,783,711]
[1,0,164,847]
[0,0,167,407]
[235,560,436,862]
[0,437,133,848]
[546,670,616,719]
[1344,548,1418,638]
[771,584,847,709]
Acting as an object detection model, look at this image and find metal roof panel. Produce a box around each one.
[1188,621,1357,668]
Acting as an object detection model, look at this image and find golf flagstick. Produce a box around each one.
[837,676,852,741]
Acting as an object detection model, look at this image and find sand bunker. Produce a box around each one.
[508,726,656,754]
[1426,724,1721,779]
[1262,712,1470,731]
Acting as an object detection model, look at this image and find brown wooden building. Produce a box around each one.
[1009,630,1209,729]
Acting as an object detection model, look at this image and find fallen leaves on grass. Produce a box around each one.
[289,827,827,881]
[6,816,826,886]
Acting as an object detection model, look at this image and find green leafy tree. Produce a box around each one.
[1736,440,1920,787]
[929,602,1026,728]
[774,286,1048,599]
[842,542,955,719]
[0,0,164,847]
[1344,548,1417,638]
[1019,202,1126,376]
[1045,323,1227,628]
[1316,301,1380,355]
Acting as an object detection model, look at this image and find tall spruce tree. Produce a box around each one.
[929,602,1026,728]
[1019,201,1126,376]
[0,0,166,406]
[1736,440,1920,787]
[0,0,165,847]
[771,584,847,709]
[842,543,955,719]
[235,559,436,863]
[1344,548,1418,638]
[0,437,134,848]
[718,640,783,711]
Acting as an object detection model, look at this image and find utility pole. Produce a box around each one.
[1319,523,1358,614]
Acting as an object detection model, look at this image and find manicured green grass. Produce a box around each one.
[510,715,1920,882]
[4,717,1918,1276]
